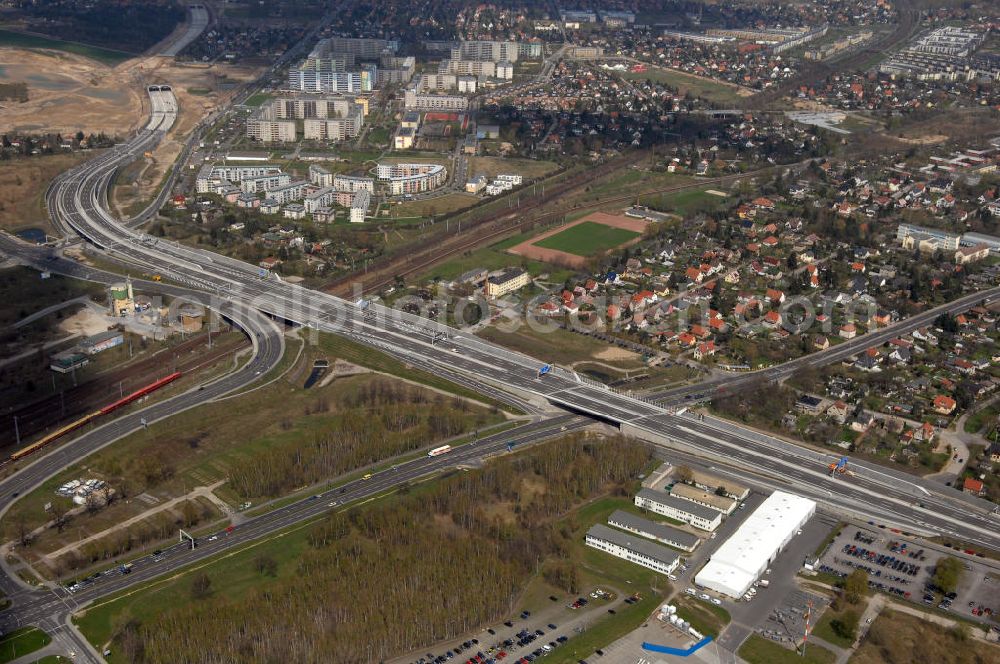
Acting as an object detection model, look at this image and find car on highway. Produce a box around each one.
[362,473,373,480]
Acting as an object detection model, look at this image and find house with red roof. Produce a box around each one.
[933,395,957,415]
[694,341,716,360]
[963,477,985,496]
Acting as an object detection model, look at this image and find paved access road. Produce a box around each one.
[43,90,1000,558]
[645,285,1000,407]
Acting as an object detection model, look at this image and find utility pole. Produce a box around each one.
[801,600,813,657]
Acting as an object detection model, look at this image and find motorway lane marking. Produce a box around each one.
[662,422,999,543]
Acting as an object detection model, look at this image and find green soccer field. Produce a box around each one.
[532,221,640,256]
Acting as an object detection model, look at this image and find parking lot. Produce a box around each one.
[393,587,635,664]
[816,525,999,627]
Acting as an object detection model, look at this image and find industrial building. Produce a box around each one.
[634,488,723,532]
[79,330,124,355]
[585,524,680,576]
[606,510,700,552]
[694,491,816,598]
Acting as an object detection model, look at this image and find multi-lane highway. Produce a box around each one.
[41,86,1000,556]
[2,76,998,662]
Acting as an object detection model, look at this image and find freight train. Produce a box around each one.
[7,372,182,463]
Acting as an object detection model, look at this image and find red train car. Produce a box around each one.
[98,371,182,415]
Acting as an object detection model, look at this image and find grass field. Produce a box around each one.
[673,595,731,637]
[418,228,575,284]
[0,29,132,65]
[389,192,478,219]
[533,221,640,257]
[478,326,646,370]
[739,634,836,664]
[0,627,51,663]
[243,92,272,107]
[468,156,559,181]
[640,188,729,217]
[622,68,747,106]
[850,609,996,664]
[813,598,866,648]
[0,152,91,236]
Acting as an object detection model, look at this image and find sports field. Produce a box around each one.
[534,221,640,257]
[507,212,647,268]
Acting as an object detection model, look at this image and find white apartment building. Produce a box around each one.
[309,164,334,187]
[585,524,680,576]
[240,174,292,194]
[403,89,469,111]
[450,40,519,63]
[634,488,723,532]
[376,162,448,195]
[333,175,375,193]
[350,189,370,223]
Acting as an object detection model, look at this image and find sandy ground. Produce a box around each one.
[0,45,264,216]
[0,49,144,136]
[508,211,649,268]
[58,305,111,337]
[592,346,640,362]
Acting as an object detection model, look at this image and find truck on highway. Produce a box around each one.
[428,445,452,457]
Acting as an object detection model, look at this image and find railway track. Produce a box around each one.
[341,160,791,296]
[0,333,247,451]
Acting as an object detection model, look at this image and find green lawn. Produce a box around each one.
[622,68,746,106]
[0,627,51,663]
[641,188,728,216]
[477,326,646,370]
[739,634,836,664]
[243,93,272,107]
[673,595,731,637]
[964,403,999,434]
[533,221,640,257]
[418,228,575,284]
[813,599,866,649]
[0,29,133,65]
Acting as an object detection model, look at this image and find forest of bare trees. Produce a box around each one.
[229,380,488,498]
[111,434,651,663]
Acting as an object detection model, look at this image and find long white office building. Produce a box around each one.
[607,510,700,552]
[586,524,680,576]
[634,488,723,532]
[694,491,816,598]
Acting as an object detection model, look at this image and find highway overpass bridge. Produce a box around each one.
[41,86,1000,555]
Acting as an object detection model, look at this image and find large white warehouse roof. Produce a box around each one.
[694,491,816,598]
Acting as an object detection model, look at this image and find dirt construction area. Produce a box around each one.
[0,49,143,136]
[507,211,648,268]
[0,45,264,217]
